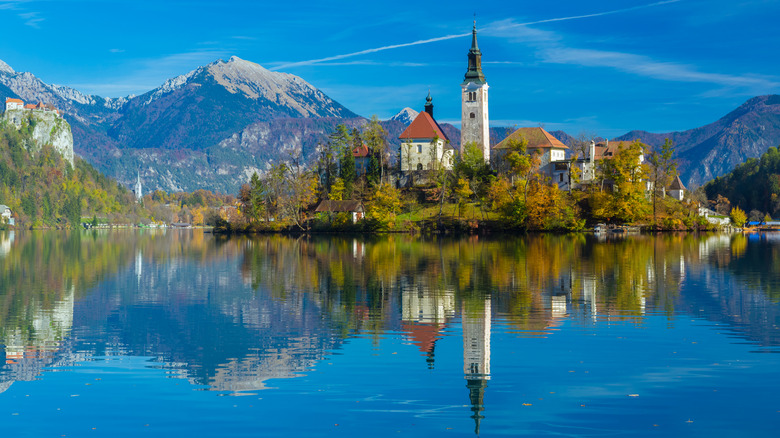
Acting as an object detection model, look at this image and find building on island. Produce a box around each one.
[314,200,365,224]
[399,93,454,173]
[461,22,490,163]
[668,175,686,201]
[353,142,370,177]
[492,127,569,183]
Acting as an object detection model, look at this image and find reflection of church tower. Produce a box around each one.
[461,22,490,162]
[462,297,491,435]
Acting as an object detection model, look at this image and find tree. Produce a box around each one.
[362,116,389,185]
[647,138,677,223]
[730,206,747,227]
[330,177,346,201]
[321,124,352,195]
[596,140,650,223]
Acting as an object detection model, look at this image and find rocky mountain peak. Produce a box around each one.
[389,107,418,126]
[0,59,14,75]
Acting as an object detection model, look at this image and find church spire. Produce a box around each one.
[463,22,486,85]
[424,90,433,118]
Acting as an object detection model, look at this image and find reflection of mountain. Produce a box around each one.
[1,231,778,400]
[72,243,343,392]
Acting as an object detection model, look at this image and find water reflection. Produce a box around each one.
[0,230,778,432]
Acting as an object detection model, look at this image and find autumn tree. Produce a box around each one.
[595,140,650,223]
[647,138,677,223]
[730,206,747,227]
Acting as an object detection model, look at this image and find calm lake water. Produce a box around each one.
[0,230,778,436]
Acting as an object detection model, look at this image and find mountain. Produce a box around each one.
[389,107,418,126]
[613,95,780,187]
[0,57,358,193]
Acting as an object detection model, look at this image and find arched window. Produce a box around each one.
[417,163,423,171]
[470,113,475,119]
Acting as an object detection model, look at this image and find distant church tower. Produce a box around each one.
[134,171,143,202]
[461,22,490,162]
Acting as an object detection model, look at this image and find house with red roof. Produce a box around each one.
[398,93,454,173]
[352,142,370,177]
[492,127,569,184]
[4,97,23,111]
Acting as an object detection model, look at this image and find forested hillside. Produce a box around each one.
[704,145,780,218]
[0,120,142,227]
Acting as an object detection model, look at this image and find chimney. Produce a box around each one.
[589,140,595,163]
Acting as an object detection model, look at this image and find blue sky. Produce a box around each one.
[1,0,778,137]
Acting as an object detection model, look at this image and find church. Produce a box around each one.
[398,22,489,174]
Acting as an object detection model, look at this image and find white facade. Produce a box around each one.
[461,82,490,162]
[5,100,23,111]
[400,138,454,172]
[668,188,685,201]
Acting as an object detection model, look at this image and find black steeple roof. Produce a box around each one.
[463,22,486,85]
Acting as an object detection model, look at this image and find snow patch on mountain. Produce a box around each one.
[389,107,418,125]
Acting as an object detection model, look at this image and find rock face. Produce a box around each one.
[614,95,780,187]
[0,56,357,193]
[2,109,74,165]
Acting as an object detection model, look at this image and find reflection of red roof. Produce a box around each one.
[399,111,448,142]
[494,127,568,150]
[402,321,444,353]
[353,143,369,158]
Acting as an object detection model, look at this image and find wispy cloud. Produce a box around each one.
[109,48,125,54]
[543,47,779,93]
[18,10,42,27]
[271,1,680,70]
[0,1,44,28]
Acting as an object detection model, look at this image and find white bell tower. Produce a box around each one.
[460,22,490,162]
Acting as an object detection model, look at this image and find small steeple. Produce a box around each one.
[463,22,486,85]
[424,91,434,118]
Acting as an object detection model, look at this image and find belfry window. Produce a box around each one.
[466,91,477,101]
[470,113,475,119]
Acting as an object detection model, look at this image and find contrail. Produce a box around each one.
[270,0,680,71]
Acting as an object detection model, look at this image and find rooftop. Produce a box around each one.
[399,111,449,142]
[494,127,568,150]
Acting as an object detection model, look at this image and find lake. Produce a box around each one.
[0,230,778,436]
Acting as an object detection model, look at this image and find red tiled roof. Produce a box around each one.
[593,140,638,160]
[399,111,449,142]
[494,127,568,150]
[5,98,23,104]
[353,143,369,158]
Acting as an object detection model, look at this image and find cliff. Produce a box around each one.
[2,109,74,165]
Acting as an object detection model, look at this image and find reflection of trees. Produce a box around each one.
[5,229,778,397]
